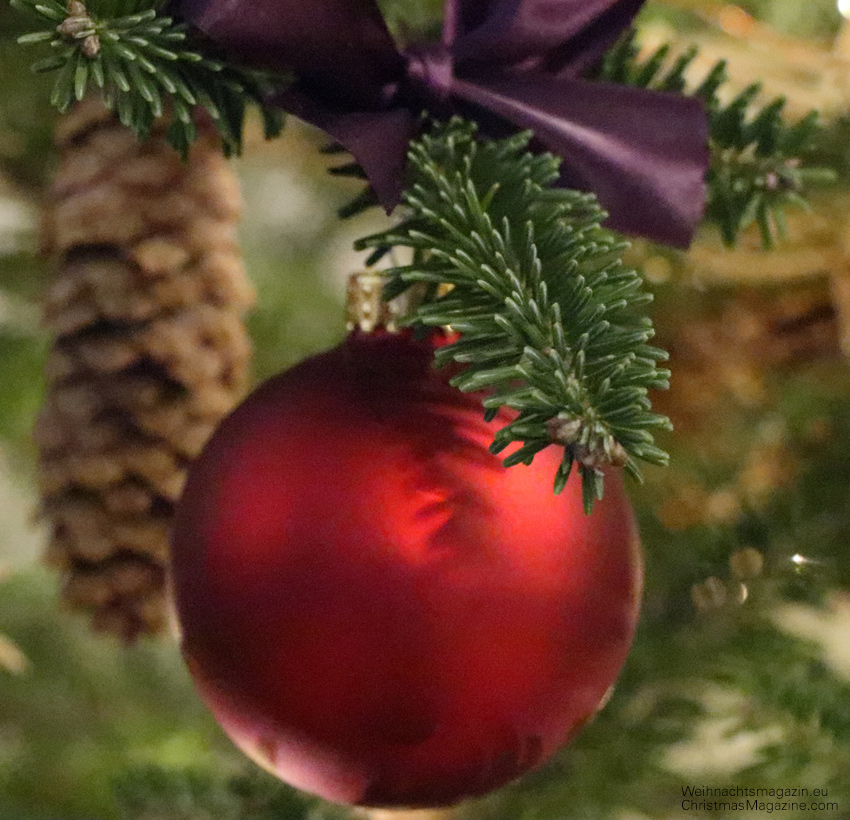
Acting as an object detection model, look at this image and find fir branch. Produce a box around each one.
[12,0,287,155]
[595,31,836,247]
[357,120,671,512]
[114,766,324,820]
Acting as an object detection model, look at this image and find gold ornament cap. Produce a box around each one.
[346,271,410,333]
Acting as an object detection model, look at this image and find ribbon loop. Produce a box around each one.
[404,44,455,105]
[171,0,709,247]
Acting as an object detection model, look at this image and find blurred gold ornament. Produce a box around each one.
[657,482,714,531]
[704,490,742,525]
[658,0,846,118]
[691,557,761,616]
[0,565,29,675]
[36,100,254,642]
[653,281,841,446]
[0,633,29,675]
[737,441,797,505]
[691,576,728,613]
[830,267,850,356]
[729,547,766,580]
[356,810,458,820]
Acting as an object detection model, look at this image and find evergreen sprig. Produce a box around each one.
[357,120,672,512]
[596,31,836,247]
[114,766,325,820]
[12,0,287,155]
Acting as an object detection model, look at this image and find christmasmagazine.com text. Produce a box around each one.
[681,785,838,814]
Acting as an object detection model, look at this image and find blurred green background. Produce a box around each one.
[3,1,850,819]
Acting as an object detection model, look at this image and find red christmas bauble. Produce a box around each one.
[171,330,642,809]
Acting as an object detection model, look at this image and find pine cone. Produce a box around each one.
[36,100,254,641]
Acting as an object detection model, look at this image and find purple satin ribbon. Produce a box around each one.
[171,0,709,247]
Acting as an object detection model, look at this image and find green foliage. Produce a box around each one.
[596,31,836,247]
[0,252,48,451]
[0,333,47,444]
[0,157,350,819]
[357,120,672,510]
[377,0,442,41]
[11,0,287,155]
[7,360,850,820]
[464,363,850,820]
[0,569,230,820]
[114,766,330,820]
[738,0,841,39]
[4,5,850,819]
[0,3,56,191]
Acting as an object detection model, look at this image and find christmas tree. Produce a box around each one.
[2,0,850,818]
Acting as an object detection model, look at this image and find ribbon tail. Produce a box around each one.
[452,0,645,70]
[540,0,646,76]
[452,74,708,246]
[277,90,417,213]
[170,0,405,104]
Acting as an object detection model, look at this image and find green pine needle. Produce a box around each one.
[12,0,288,155]
[356,120,672,512]
[596,30,836,247]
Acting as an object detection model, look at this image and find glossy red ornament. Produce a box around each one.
[171,329,642,809]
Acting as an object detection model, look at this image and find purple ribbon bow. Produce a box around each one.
[172,0,709,246]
